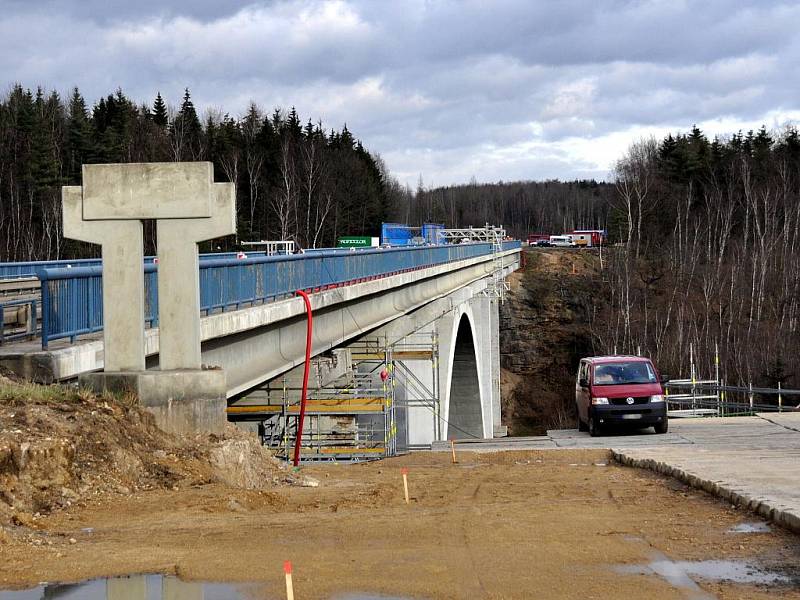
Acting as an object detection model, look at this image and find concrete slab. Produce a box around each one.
[80,368,226,435]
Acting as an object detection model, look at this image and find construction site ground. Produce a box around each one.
[2,446,800,599]
[2,375,800,598]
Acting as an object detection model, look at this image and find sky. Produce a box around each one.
[2,0,799,186]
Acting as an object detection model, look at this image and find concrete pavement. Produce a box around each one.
[433,413,800,534]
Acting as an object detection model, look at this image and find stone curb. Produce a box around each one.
[612,450,800,535]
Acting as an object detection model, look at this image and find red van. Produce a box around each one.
[575,356,669,437]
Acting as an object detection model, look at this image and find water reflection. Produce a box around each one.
[0,575,254,600]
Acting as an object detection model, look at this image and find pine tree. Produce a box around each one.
[170,88,203,160]
[152,92,168,128]
[66,88,92,182]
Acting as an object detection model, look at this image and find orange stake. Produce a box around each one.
[284,560,295,600]
[450,439,458,464]
[401,467,410,504]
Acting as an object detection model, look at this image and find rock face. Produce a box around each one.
[499,249,599,435]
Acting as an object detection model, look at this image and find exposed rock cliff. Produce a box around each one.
[500,248,600,435]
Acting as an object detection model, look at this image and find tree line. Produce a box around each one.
[390,177,613,239]
[601,125,800,389]
[406,124,800,390]
[0,84,388,260]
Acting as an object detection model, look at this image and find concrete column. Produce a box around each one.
[163,577,203,600]
[63,187,145,372]
[489,296,505,436]
[393,325,439,448]
[156,182,235,370]
[106,575,146,600]
[437,310,457,432]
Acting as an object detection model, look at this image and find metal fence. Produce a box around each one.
[666,380,800,416]
[36,241,520,348]
[0,252,248,279]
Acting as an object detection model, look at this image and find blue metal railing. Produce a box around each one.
[0,252,245,279]
[35,241,520,348]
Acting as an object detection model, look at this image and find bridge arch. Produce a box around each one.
[446,311,484,439]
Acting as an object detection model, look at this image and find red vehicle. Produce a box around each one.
[527,233,551,245]
[575,356,669,437]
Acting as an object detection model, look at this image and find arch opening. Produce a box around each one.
[447,314,483,439]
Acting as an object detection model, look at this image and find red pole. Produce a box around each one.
[292,290,313,467]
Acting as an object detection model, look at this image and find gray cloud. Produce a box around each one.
[2,0,798,185]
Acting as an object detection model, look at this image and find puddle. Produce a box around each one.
[0,575,421,600]
[616,559,792,599]
[0,574,256,599]
[727,522,771,534]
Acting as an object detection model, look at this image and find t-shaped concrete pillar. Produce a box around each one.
[67,162,235,434]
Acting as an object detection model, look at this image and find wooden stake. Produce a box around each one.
[401,467,409,504]
[450,439,458,464]
[284,560,294,600]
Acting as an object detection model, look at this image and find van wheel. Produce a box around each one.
[654,420,668,434]
[588,415,601,437]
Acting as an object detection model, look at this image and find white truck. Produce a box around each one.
[549,235,576,247]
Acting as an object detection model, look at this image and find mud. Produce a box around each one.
[1,448,799,599]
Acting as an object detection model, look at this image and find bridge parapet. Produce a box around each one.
[36,241,521,348]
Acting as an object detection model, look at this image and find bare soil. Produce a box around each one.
[1,446,799,599]
[0,375,304,528]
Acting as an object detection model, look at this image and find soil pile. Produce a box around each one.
[500,248,601,434]
[0,375,296,526]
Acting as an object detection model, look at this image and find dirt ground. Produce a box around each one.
[2,448,799,599]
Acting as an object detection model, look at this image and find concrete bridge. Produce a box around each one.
[0,239,521,455]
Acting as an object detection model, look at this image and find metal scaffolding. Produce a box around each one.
[439,224,509,301]
[227,322,444,461]
[228,354,394,462]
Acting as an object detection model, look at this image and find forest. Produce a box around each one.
[392,178,613,239]
[2,82,798,389]
[0,85,388,259]
[601,125,800,389]
[413,125,800,390]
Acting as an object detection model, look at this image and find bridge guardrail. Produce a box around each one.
[0,252,247,279]
[36,241,521,349]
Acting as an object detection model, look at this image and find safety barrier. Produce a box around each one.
[0,252,245,279]
[35,241,520,348]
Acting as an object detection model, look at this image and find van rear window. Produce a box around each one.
[593,361,656,385]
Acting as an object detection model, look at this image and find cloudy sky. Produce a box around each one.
[2,0,799,186]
